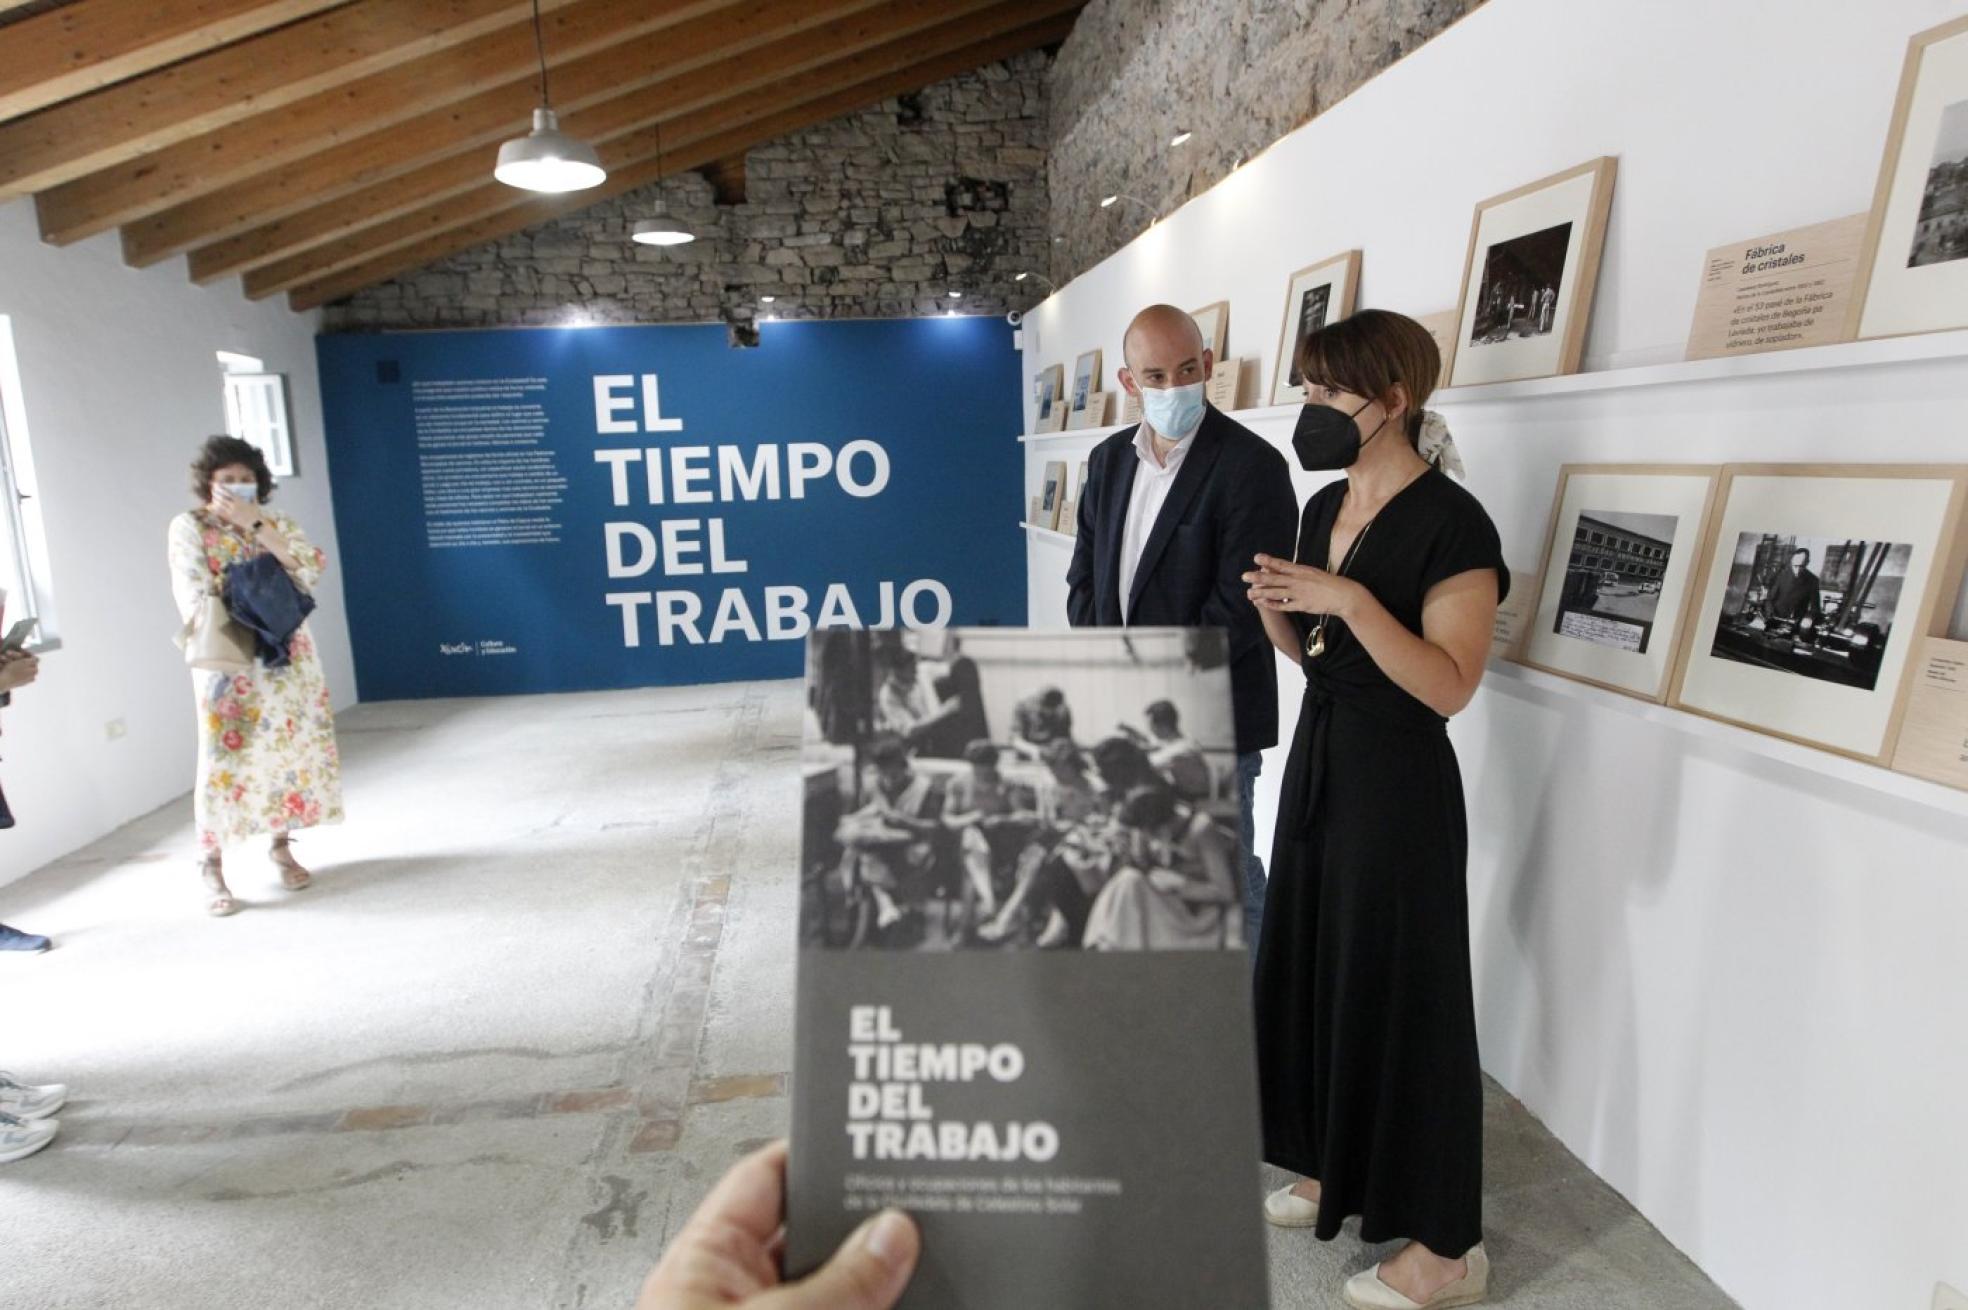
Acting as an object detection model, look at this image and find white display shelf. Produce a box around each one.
[1015,328,1968,442]
[1019,521,1075,545]
[1480,657,1968,818]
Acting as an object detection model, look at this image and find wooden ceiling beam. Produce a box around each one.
[285,13,1077,311]
[0,0,349,124]
[244,0,1074,298]
[125,0,896,270]
[191,0,1009,284]
[0,0,586,200]
[37,0,748,246]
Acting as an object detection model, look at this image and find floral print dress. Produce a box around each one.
[167,508,344,852]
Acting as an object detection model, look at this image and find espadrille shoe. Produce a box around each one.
[1342,1243,1489,1309]
[1262,1183,1321,1228]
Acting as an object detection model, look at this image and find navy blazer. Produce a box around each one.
[1065,405,1298,755]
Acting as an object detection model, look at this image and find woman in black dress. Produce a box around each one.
[1243,310,1507,1310]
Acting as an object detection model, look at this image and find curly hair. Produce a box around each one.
[190,435,274,505]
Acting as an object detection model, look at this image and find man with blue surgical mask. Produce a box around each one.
[1066,304,1297,953]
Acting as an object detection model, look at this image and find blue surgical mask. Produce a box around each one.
[1140,380,1206,440]
[218,481,260,505]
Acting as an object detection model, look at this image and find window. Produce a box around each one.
[0,316,58,649]
[218,351,296,477]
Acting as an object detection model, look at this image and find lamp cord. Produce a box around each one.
[531,0,551,109]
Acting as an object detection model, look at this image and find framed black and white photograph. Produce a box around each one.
[1268,250,1361,405]
[1448,157,1617,387]
[1190,300,1229,362]
[1032,363,1064,428]
[1039,459,1067,530]
[1070,348,1102,414]
[1853,14,1968,338]
[798,628,1245,953]
[1669,465,1968,763]
[1469,222,1571,345]
[1706,532,1913,692]
[1519,465,1720,701]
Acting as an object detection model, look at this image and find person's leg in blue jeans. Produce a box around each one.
[1234,752,1267,954]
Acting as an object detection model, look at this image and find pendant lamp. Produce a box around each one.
[495,0,605,193]
[630,122,695,246]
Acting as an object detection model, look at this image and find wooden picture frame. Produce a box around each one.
[1190,300,1230,362]
[1516,464,1724,702]
[1414,308,1460,388]
[1447,157,1617,388]
[1268,251,1361,406]
[1666,464,1968,765]
[1848,13,1968,341]
[1069,349,1103,416]
[1039,460,1069,531]
[1033,364,1065,429]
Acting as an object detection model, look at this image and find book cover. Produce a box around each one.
[789,626,1268,1308]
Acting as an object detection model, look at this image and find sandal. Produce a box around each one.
[199,855,240,917]
[270,839,312,891]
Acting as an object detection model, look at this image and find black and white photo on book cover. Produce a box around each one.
[788,626,1267,1309]
[1708,531,1912,692]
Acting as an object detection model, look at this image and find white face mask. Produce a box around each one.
[216,481,259,506]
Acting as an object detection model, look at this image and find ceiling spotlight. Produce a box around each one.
[1015,270,1057,292]
[495,1,605,193]
[760,295,776,303]
[948,290,962,299]
[1099,193,1154,217]
[1169,130,1193,147]
[1099,195,1118,208]
[631,216,693,246]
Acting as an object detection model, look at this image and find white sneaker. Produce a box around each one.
[0,1071,67,1120]
[0,1111,58,1164]
[1263,1182,1321,1228]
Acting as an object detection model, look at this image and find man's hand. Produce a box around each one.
[637,1140,919,1310]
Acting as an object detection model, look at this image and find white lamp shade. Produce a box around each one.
[631,216,695,246]
[495,108,606,192]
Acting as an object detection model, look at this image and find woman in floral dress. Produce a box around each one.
[167,436,343,916]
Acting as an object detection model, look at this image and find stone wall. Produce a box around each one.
[322,52,1051,332]
[1045,0,1484,283]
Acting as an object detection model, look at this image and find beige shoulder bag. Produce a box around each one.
[176,591,255,674]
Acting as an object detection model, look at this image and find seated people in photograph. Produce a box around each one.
[1119,698,1213,801]
[1087,733,1169,799]
[832,733,942,931]
[1082,786,1242,951]
[1008,685,1073,760]
[978,740,1117,947]
[1759,548,1822,626]
[873,648,930,745]
[912,633,990,759]
[940,740,1040,920]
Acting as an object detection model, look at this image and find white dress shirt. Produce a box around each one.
[1117,420,1195,622]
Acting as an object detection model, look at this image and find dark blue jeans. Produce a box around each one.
[1235,751,1266,953]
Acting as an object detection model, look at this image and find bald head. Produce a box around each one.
[1119,304,1212,402]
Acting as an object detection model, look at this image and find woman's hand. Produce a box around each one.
[210,489,260,531]
[1242,554,1363,618]
[636,1139,918,1309]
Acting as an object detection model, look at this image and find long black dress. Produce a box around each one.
[1254,467,1508,1259]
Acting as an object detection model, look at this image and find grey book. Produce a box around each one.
[788,626,1268,1308]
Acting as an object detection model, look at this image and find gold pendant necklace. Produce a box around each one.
[1305,514,1376,660]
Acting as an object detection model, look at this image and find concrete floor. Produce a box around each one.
[0,682,1737,1309]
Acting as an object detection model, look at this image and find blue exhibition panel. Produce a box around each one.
[315,318,1024,700]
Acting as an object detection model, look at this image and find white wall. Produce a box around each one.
[0,199,355,886]
[1020,1,1968,1307]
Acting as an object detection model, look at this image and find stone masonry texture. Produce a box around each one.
[1046,0,1484,285]
[321,53,1053,332]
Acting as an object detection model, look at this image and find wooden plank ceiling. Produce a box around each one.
[0,0,1081,312]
